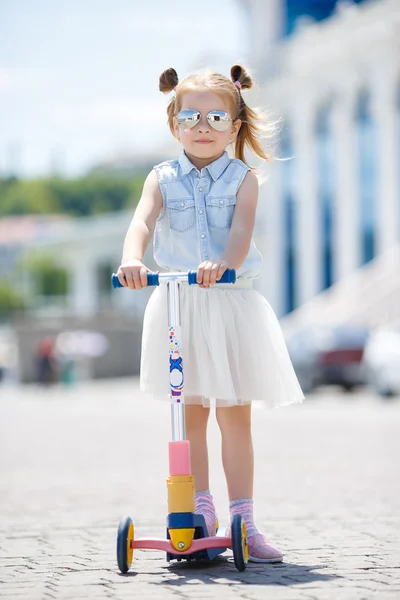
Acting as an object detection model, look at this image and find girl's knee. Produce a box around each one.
[216,404,252,432]
[185,403,210,432]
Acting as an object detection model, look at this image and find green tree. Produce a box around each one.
[0,179,58,214]
[0,282,25,319]
[23,254,68,296]
[0,173,146,217]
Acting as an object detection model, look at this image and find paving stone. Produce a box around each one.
[0,379,399,599]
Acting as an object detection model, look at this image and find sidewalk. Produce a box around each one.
[0,378,399,599]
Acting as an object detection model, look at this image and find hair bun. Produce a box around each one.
[230,64,252,91]
[159,68,179,93]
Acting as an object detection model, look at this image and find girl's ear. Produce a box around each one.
[230,118,242,142]
[173,116,180,139]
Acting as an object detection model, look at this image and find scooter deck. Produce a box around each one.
[166,513,227,562]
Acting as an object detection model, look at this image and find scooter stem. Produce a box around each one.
[167,278,187,442]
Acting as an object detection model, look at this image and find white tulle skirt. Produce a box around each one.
[140,283,304,408]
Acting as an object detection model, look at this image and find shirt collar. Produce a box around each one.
[178,151,230,182]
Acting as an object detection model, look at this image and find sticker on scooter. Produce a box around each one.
[169,327,184,392]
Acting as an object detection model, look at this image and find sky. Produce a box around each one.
[0,0,249,178]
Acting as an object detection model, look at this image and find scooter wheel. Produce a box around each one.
[116,516,134,573]
[231,514,248,572]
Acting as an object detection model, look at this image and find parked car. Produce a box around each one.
[362,327,400,397]
[286,324,369,393]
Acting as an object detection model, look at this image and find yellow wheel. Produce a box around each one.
[231,514,248,571]
[242,519,249,563]
[117,516,134,573]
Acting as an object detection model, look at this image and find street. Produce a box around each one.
[1,378,399,599]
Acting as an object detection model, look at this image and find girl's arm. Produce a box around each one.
[220,170,259,269]
[118,169,163,289]
[197,171,258,287]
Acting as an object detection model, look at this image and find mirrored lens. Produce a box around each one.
[177,110,200,130]
[207,111,232,132]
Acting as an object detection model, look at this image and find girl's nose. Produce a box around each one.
[197,114,210,132]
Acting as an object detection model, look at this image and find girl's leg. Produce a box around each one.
[216,404,283,563]
[215,405,253,500]
[185,402,210,492]
[185,401,217,535]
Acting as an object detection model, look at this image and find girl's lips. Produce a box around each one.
[195,140,213,144]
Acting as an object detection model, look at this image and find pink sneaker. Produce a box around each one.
[247,533,283,563]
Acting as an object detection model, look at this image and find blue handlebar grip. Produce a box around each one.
[147,272,160,286]
[111,272,160,288]
[188,268,236,285]
[111,273,123,288]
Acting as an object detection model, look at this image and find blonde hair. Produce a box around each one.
[159,65,275,168]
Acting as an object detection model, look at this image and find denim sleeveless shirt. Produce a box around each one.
[153,151,262,279]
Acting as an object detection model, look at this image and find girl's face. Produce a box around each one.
[173,89,241,167]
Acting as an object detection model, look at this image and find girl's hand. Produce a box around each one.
[196,260,229,288]
[117,260,150,290]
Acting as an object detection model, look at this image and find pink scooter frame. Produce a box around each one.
[112,269,248,572]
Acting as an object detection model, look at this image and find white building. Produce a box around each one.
[242,0,400,317]
[14,0,400,325]
[18,210,156,318]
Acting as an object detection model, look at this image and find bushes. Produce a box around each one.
[23,254,69,297]
[0,283,25,318]
[0,173,146,217]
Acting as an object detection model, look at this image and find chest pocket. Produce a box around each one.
[206,195,236,230]
[166,198,196,232]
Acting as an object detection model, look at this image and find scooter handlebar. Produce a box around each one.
[187,269,236,285]
[111,268,236,288]
[111,273,159,288]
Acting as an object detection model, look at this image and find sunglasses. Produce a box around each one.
[176,109,232,132]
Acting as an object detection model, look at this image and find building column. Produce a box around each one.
[67,249,98,315]
[239,0,284,72]
[330,91,360,282]
[254,160,286,316]
[372,67,399,254]
[291,100,321,306]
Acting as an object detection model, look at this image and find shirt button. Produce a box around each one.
[180,202,185,207]
[199,209,203,214]
[201,234,205,239]
[219,200,224,205]
[199,187,203,192]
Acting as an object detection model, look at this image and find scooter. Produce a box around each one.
[112,269,248,572]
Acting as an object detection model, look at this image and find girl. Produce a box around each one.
[117,65,304,563]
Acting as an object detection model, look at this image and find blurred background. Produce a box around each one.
[1,0,399,399]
